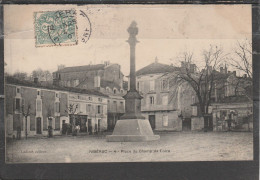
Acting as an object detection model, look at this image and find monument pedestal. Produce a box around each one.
[106,119,160,142]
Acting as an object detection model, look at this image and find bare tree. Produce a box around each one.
[230,40,252,79]
[13,71,28,80]
[176,45,225,117]
[31,68,53,82]
[228,40,253,100]
[65,104,80,136]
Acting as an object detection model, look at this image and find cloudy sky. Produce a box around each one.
[4,5,251,76]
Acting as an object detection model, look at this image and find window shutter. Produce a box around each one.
[101,105,103,114]
[13,98,16,112]
[21,99,24,112]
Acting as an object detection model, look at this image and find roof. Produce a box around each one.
[100,80,121,90]
[136,62,179,76]
[215,95,251,104]
[55,64,105,73]
[5,76,108,97]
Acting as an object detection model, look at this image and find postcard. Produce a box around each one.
[4,4,253,163]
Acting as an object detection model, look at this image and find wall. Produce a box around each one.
[103,64,123,88]
[142,111,182,131]
[191,117,204,131]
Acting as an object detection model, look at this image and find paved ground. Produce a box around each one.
[6,132,253,163]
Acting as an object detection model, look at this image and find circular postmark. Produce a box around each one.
[34,9,78,47]
[79,10,92,44]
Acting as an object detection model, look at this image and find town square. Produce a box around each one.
[4,5,254,163]
[6,132,253,163]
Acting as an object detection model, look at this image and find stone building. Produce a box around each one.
[135,60,196,131]
[191,65,253,131]
[52,61,126,130]
[5,76,108,138]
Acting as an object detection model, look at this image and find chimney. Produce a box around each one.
[220,67,224,73]
[233,71,236,76]
[155,57,158,63]
[224,64,227,74]
[104,61,110,67]
[34,77,39,84]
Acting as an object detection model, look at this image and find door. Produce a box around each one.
[204,115,213,131]
[80,117,87,132]
[148,115,156,130]
[182,118,191,131]
[98,119,101,132]
[88,119,92,134]
[36,117,42,134]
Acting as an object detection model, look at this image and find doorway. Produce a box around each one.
[98,119,101,132]
[148,115,155,130]
[204,115,213,131]
[36,117,42,134]
[182,118,191,131]
[87,119,92,134]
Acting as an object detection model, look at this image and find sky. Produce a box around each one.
[4,5,252,77]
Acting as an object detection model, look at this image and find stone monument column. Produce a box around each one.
[120,21,144,120]
[106,21,160,142]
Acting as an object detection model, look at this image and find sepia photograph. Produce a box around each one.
[4,4,253,163]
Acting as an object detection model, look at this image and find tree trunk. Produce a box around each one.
[72,115,77,136]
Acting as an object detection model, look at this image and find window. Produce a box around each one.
[106,87,110,92]
[55,102,60,113]
[15,98,21,111]
[120,89,124,94]
[120,101,124,110]
[98,98,102,102]
[97,105,101,114]
[192,96,195,104]
[163,115,168,127]
[74,79,79,87]
[37,90,40,96]
[150,80,155,91]
[161,79,168,91]
[36,100,42,112]
[88,96,92,101]
[137,82,140,91]
[113,89,117,94]
[86,104,91,112]
[162,95,168,105]
[16,87,20,94]
[113,101,117,111]
[139,81,143,92]
[67,81,71,87]
[150,96,154,105]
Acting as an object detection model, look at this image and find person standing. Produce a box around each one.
[17,126,21,140]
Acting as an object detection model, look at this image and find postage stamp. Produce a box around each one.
[34,9,78,47]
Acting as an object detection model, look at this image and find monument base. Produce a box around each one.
[106,119,160,142]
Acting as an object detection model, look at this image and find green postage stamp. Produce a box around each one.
[34,9,78,47]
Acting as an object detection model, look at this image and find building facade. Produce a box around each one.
[5,76,108,138]
[190,65,253,131]
[135,60,196,131]
[53,61,126,131]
